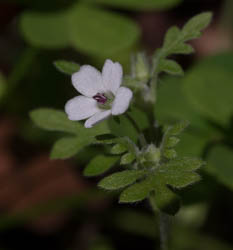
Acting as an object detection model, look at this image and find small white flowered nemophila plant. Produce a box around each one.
[65,59,133,128]
[30,12,212,249]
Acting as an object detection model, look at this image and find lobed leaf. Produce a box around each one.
[163,26,181,49]
[120,152,135,165]
[84,155,119,177]
[119,177,152,203]
[165,157,204,172]
[111,143,127,155]
[162,171,201,189]
[95,134,118,144]
[50,137,92,159]
[171,43,194,54]
[163,149,177,159]
[151,184,180,215]
[108,116,138,143]
[169,120,189,135]
[165,136,180,148]
[183,12,213,35]
[158,59,184,76]
[30,108,79,134]
[98,170,145,190]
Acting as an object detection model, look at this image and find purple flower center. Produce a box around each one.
[93,93,108,104]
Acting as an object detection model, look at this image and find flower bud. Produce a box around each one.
[144,144,161,163]
[132,53,150,82]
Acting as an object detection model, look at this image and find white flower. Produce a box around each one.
[65,59,133,128]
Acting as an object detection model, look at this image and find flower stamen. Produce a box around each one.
[93,93,108,104]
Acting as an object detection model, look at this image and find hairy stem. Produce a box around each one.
[159,213,171,250]
[149,195,171,250]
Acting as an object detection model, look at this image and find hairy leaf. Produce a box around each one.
[151,184,180,215]
[165,157,204,172]
[111,143,128,154]
[183,12,212,35]
[120,152,136,165]
[98,170,145,190]
[119,177,152,203]
[30,108,79,134]
[50,137,92,159]
[158,59,184,76]
[84,155,119,177]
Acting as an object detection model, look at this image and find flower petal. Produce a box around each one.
[102,59,123,95]
[65,95,100,121]
[72,65,105,97]
[111,87,133,115]
[85,110,111,128]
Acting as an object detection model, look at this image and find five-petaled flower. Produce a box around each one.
[65,59,133,128]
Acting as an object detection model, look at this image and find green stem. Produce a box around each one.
[147,50,164,104]
[159,213,170,250]
[125,113,147,147]
[149,195,171,250]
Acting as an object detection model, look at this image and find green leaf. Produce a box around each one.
[69,4,139,56]
[155,12,212,67]
[54,60,80,75]
[50,137,92,159]
[151,185,180,215]
[165,157,204,172]
[163,26,181,49]
[20,11,69,49]
[111,143,127,154]
[148,155,202,214]
[84,155,119,177]
[119,177,152,203]
[30,108,79,134]
[95,134,118,144]
[183,12,213,35]
[108,116,138,143]
[158,59,184,76]
[163,171,201,189]
[128,107,150,131]
[82,0,182,10]
[165,136,180,148]
[171,43,194,54]
[175,132,210,157]
[183,54,233,126]
[120,152,135,165]
[169,120,189,135]
[155,76,218,157]
[98,170,145,190]
[85,121,111,138]
[155,76,210,131]
[164,149,177,159]
[206,145,233,190]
